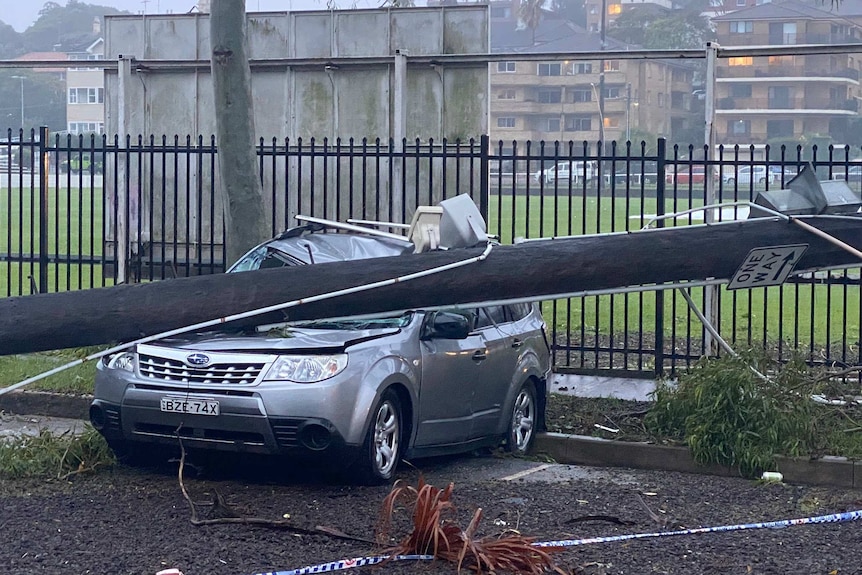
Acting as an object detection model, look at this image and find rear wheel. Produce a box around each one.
[726,177,736,185]
[506,381,537,456]
[758,177,767,184]
[351,389,403,484]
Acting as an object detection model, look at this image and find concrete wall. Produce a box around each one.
[102,7,488,260]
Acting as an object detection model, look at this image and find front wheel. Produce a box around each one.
[506,381,537,456]
[351,389,403,484]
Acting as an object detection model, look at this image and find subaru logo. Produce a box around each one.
[186,353,210,367]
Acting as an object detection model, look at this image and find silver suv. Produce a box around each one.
[90,213,551,484]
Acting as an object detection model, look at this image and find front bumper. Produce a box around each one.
[90,397,355,458]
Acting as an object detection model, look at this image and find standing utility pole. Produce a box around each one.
[210,0,269,266]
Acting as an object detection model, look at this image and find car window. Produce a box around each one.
[474,306,508,329]
[229,246,301,273]
[506,302,533,321]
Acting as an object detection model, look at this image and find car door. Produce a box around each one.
[468,306,518,439]
[414,310,487,447]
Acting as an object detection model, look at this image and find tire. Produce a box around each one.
[726,177,736,185]
[506,380,537,456]
[351,389,403,484]
[758,177,767,184]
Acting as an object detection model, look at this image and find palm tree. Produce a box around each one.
[519,0,544,45]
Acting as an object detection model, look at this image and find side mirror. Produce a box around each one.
[423,311,471,340]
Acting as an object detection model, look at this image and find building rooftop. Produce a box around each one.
[712,0,856,21]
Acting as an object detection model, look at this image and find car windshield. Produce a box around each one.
[293,312,415,330]
[229,246,302,272]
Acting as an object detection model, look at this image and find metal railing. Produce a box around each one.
[1,129,859,377]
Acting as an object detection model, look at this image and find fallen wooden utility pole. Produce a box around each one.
[1,215,860,356]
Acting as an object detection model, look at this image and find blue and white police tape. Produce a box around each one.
[534,508,862,547]
[251,509,862,575]
[252,554,435,575]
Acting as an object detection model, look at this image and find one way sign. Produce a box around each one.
[727,244,808,290]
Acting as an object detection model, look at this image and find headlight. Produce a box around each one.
[265,354,348,383]
[105,352,135,372]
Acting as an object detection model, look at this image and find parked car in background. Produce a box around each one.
[666,164,709,185]
[721,165,775,185]
[533,160,599,185]
[832,165,862,182]
[768,165,798,181]
[90,200,551,484]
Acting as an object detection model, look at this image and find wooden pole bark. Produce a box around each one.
[210,0,269,266]
[0,217,860,355]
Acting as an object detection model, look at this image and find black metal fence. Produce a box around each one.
[1,128,859,376]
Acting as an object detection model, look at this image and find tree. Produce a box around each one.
[210,0,269,266]
[518,0,544,44]
[0,71,65,132]
[24,1,130,52]
[608,6,714,49]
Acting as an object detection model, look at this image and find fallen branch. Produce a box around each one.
[174,431,373,544]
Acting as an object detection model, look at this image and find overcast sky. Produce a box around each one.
[6,0,383,32]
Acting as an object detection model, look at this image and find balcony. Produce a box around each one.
[718,32,862,46]
[716,96,859,113]
[717,65,859,81]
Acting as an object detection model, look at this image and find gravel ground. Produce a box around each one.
[2,450,862,575]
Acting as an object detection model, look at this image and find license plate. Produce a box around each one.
[160,397,220,416]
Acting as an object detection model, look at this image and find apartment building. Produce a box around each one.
[65,36,105,135]
[490,12,697,144]
[712,0,862,145]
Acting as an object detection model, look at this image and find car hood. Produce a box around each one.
[146,327,403,354]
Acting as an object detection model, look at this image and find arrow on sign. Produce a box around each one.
[727,244,808,290]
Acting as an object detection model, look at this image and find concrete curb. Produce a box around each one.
[0,391,91,420]
[2,391,859,489]
[535,433,862,489]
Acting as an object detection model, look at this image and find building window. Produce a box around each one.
[573,62,593,74]
[736,0,746,5]
[604,86,621,99]
[729,57,753,66]
[69,52,105,71]
[490,6,511,17]
[497,117,516,128]
[768,55,794,67]
[498,89,516,100]
[588,3,597,14]
[604,60,621,72]
[68,87,104,104]
[538,117,561,132]
[571,88,592,102]
[730,21,753,34]
[731,83,752,98]
[538,63,562,76]
[608,3,621,14]
[497,61,516,73]
[538,89,562,104]
[657,93,664,108]
[767,119,794,139]
[566,116,592,131]
[729,119,750,135]
[68,122,104,135]
[603,117,620,128]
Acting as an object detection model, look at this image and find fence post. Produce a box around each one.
[38,126,49,294]
[654,137,666,377]
[479,134,489,222]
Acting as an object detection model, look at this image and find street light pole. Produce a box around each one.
[10,75,24,132]
[591,82,604,143]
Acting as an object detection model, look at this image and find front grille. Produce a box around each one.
[139,354,265,385]
[134,423,266,446]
